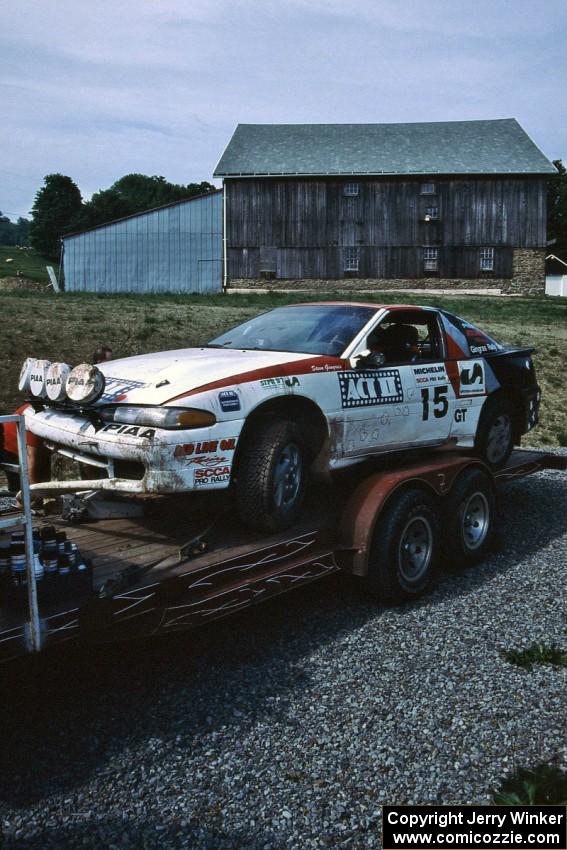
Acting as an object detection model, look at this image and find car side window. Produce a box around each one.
[366,312,444,366]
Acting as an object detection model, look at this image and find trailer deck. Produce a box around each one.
[1,449,565,663]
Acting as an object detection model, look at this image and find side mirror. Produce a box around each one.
[352,350,386,369]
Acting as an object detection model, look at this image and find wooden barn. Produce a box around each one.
[214,119,556,294]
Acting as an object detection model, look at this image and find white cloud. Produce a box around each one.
[0,0,565,218]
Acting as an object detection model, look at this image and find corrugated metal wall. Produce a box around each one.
[63,191,223,293]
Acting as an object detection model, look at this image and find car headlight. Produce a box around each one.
[28,359,52,398]
[19,357,37,393]
[45,362,72,402]
[99,406,216,430]
[66,364,105,404]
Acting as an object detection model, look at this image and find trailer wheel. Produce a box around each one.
[475,395,514,470]
[444,468,496,569]
[235,419,306,533]
[366,488,439,603]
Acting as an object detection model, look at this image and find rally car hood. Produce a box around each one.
[96,347,325,406]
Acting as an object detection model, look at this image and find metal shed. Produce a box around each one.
[62,190,223,294]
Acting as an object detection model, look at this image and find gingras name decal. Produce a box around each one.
[338,370,403,409]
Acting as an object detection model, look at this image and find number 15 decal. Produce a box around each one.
[421,385,449,420]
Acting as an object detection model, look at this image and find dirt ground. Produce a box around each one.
[0,290,566,446]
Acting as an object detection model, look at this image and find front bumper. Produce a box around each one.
[25,406,242,495]
[29,477,146,495]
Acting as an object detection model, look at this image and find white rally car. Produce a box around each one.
[20,302,540,531]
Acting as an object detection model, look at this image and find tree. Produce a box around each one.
[547,159,567,256]
[15,217,30,245]
[29,174,83,259]
[0,212,30,246]
[73,174,216,230]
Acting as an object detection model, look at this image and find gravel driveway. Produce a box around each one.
[1,452,566,849]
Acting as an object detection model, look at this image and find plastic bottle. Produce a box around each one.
[33,539,44,582]
[56,531,67,558]
[10,540,26,586]
[0,535,10,577]
[58,552,72,577]
[41,529,58,576]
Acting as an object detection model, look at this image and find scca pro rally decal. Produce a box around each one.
[412,364,448,386]
[338,370,403,409]
[193,466,231,487]
[458,360,485,396]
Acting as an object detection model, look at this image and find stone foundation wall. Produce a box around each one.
[229,249,546,296]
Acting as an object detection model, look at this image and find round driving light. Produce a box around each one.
[18,357,37,393]
[65,363,105,404]
[45,362,72,402]
[29,359,52,398]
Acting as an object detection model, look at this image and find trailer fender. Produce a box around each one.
[337,455,490,576]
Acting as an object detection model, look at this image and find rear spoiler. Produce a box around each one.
[485,347,535,359]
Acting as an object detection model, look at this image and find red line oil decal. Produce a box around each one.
[174,438,237,458]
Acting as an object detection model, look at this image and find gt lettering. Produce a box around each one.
[454,408,468,423]
[421,386,449,421]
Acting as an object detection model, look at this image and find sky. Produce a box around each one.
[1,0,565,220]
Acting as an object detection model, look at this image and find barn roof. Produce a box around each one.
[214,119,556,178]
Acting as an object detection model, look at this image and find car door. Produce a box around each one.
[342,309,456,457]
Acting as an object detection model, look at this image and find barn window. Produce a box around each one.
[344,182,359,197]
[344,247,359,271]
[424,206,439,221]
[423,247,438,272]
[480,247,494,271]
[421,182,436,195]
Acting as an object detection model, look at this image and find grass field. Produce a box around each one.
[0,246,56,285]
[1,290,566,446]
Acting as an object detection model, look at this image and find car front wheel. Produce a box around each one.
[235,419,306,533]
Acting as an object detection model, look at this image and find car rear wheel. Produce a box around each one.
[366,488,440,603]
[443,468,496,569]
[235,419,306,533]
[475,395,514,470]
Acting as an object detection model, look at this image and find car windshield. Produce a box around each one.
[208,305,377,356]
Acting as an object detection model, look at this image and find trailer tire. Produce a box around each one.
[366,488,439,603]
[475,394,514,470]
[444,468,496,569]
[235,418,306,533]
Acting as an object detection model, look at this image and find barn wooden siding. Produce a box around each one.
[63,191,223,293]
[226,177,546,280]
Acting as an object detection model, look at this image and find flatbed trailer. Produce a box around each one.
[1,448,565,664]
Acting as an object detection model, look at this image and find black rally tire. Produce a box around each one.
[443,468,496,569]
[235,419,307,533]
[474,394,514,470]
[366,488,440,604]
